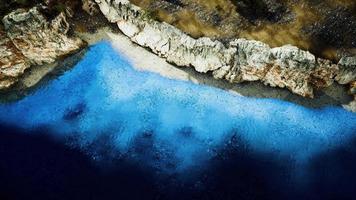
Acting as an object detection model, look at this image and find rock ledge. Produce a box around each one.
[0,7,85,90]
[95,0,355,99]
[94,0,355,111]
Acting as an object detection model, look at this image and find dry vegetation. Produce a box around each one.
[130,0,356,61]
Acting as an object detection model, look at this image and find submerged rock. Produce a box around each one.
[95,0,355,99]
[0,7,85,90]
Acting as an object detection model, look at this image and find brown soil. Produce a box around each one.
[130,0,356,62]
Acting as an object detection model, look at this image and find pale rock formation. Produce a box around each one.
[0,31,29,89]
[0,7,84,90]
[344,81,356,112]
[341,57,356,112]
[82,0,100,16]
[95,0,355,100]
[336,56,356,85]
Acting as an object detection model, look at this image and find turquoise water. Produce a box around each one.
[0,41,355,175]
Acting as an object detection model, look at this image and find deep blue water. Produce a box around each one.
[0,41,355,200]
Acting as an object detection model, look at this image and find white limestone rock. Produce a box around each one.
[0,7,85,90]
[95,0,355,100]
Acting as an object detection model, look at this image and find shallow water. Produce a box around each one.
[0,41,355,199]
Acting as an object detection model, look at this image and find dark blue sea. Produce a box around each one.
[0,42,355,200]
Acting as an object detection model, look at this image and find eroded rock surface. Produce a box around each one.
[0,30,30,89]
[82,0,99,15]
[0,7,84,90]
[96,0,355,99]
[343,61,356,112]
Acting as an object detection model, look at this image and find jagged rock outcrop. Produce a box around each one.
[0,7,85,90]
[0,30,29,89]
[82,0,99,15]
[342,58,356,112]
[95,0,355,99]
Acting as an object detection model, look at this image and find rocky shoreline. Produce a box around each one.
[95,0,355,111]
[100,28,352,110]
[0,0,355,111]
[0,6,85,91]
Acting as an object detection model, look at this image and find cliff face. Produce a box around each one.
[0,6,84,90]
[95,0,355,99]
